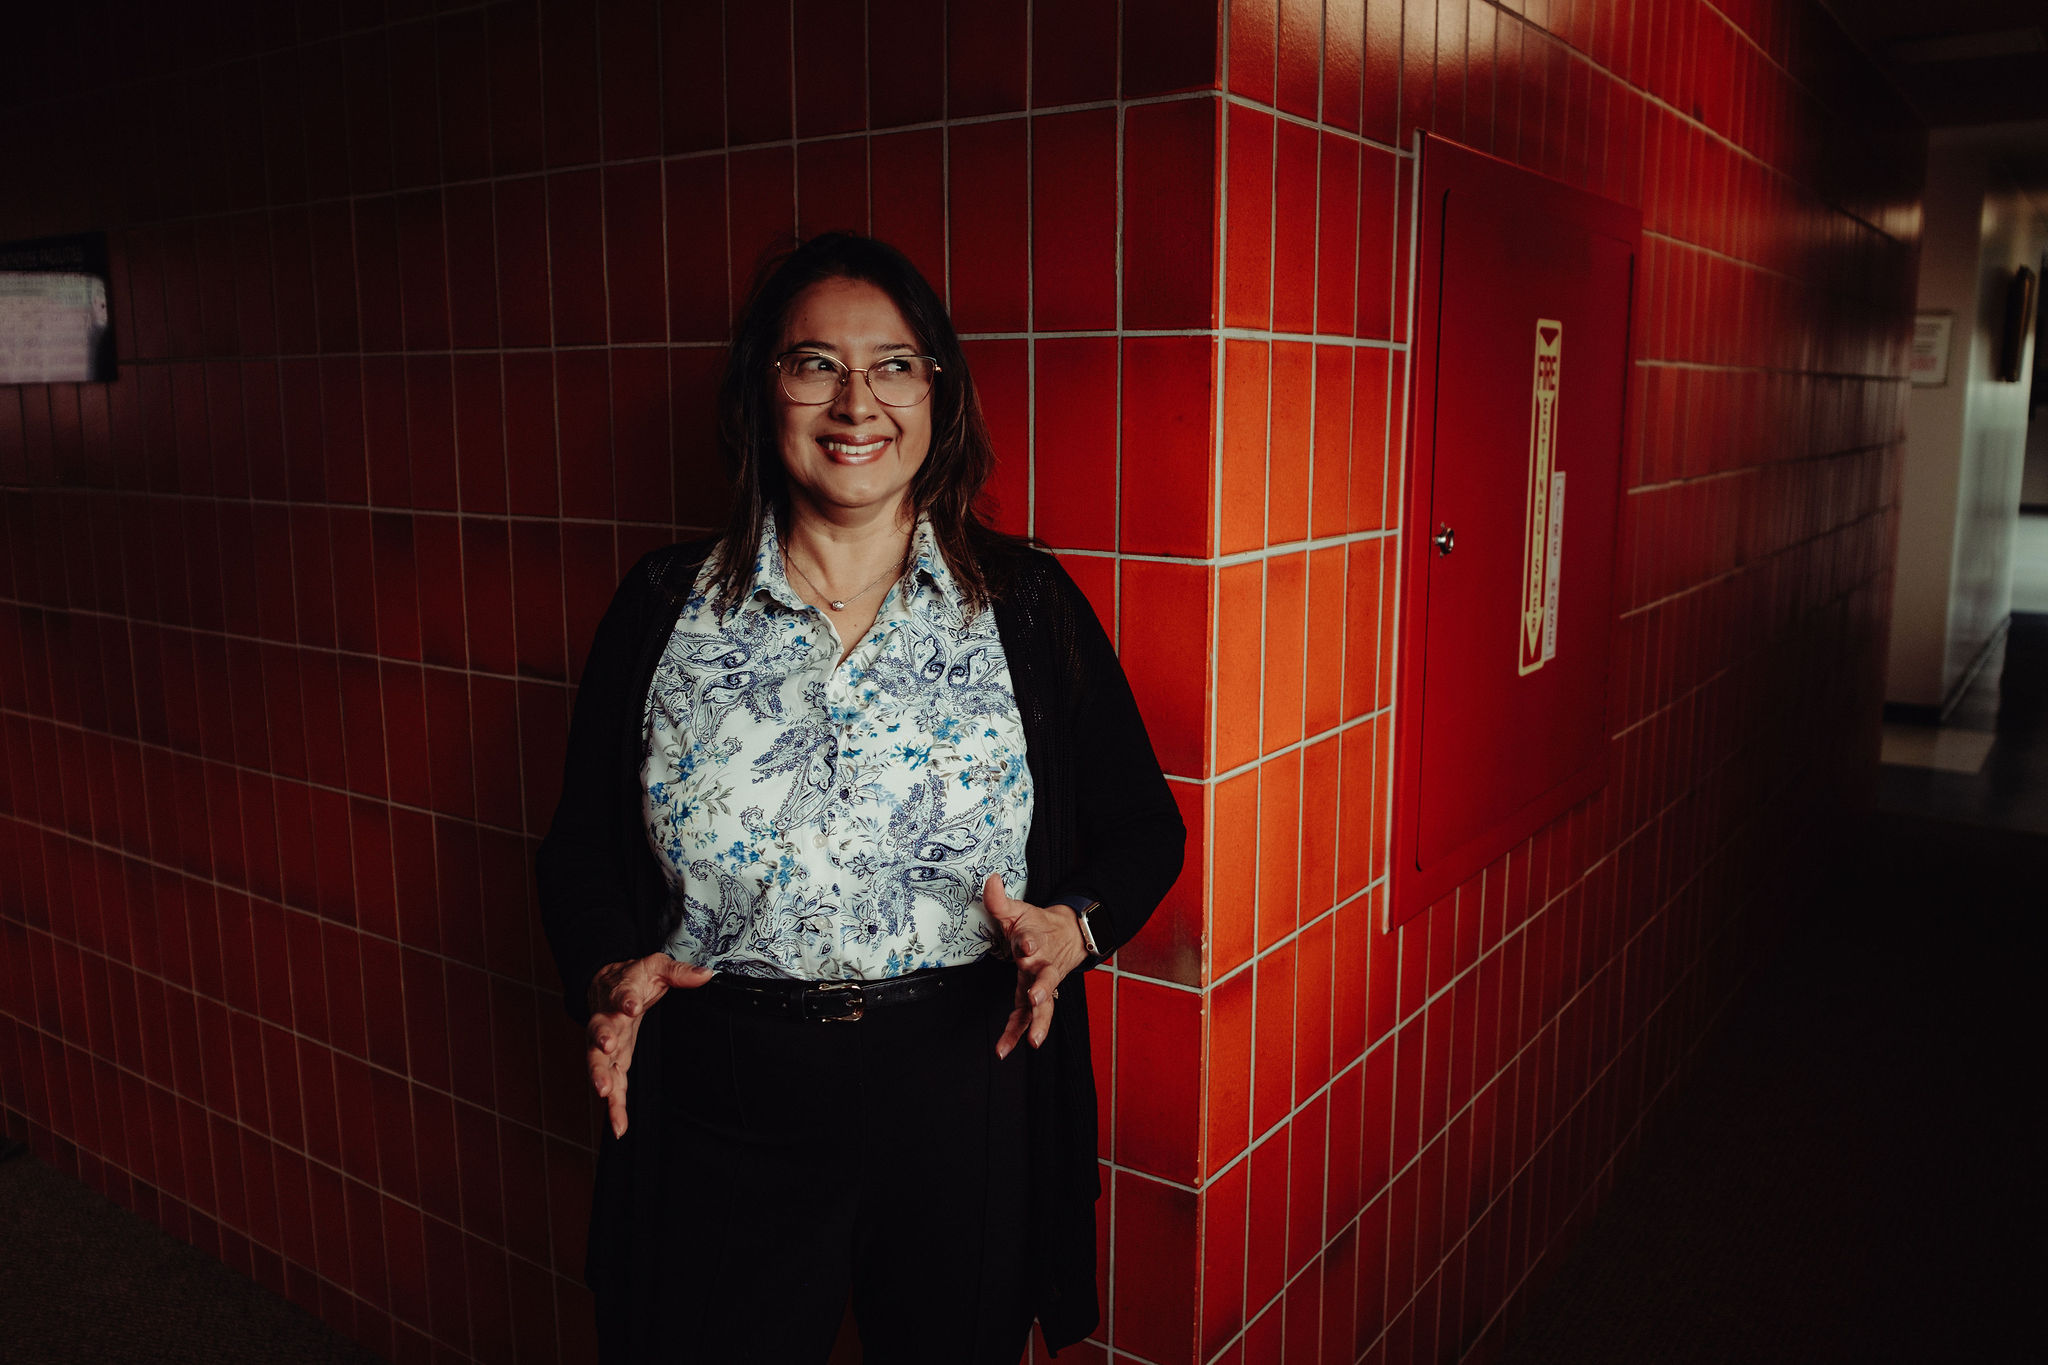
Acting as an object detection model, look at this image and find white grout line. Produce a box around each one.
[1294,18,1327,1335]
[1306,18,1336,1340]
[1202,14,1234,1311]
[1051,527,1398,567]
[1232,0,1267,1338]
[1371,130,1424,935]
[1102,4,1122,1353]
[52,330,1412,359]
[1220,89,1412,159]
[1022,6,1037,547]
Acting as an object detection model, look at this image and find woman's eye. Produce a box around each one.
[799,356,837,373]
[876,357,914,375]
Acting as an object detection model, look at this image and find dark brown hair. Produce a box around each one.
[709,232,1011,614]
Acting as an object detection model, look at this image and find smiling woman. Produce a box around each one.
[534,233,1186,1364]
[706,234,1003,625]
[766,275,938,654]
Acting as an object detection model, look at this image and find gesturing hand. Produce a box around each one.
[585,953,714,1138]
[985,875,1088,1060]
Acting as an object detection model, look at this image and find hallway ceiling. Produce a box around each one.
[1823,0,2048,126]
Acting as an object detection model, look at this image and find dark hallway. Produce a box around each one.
[1498,619,2048,1363]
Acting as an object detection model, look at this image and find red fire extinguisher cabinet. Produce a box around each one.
[1388,135,1641,928]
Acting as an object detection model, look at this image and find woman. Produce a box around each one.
[536,232,1184,1363]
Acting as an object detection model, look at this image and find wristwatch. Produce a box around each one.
[1061,897,1103,958]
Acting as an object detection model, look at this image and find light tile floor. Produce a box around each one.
[1879,724,1995,773]
[2015,511,2048,615]
[1877,612,2048,836]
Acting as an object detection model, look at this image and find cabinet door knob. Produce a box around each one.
[1432,524,1456,555]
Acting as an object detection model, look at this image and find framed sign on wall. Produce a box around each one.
[0,232,116,384]
[1910,312,1953,387]
[1997,268,2036,384]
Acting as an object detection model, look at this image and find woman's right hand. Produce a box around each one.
[585,954,715,1138]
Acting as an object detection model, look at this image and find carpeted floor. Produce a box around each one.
[0,1149,386,1365]
[1494,815,2048,1365]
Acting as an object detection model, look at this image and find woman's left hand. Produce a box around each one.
[985,874,1089,1059]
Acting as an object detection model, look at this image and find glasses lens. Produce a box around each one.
[777,353,843,402]
[867,356,935,407]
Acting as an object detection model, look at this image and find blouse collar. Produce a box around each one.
[746,511,960,615]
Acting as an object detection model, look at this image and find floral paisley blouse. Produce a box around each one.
[638,514,1034,981]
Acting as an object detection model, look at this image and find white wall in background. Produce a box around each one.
[1888,134,2046,709]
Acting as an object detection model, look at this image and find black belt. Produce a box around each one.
[699,960,996,1022]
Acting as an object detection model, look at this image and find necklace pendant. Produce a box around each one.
[829,600,846,611]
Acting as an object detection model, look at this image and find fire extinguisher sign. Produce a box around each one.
[1519,318,1564,676]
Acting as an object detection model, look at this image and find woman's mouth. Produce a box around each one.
[819,435,890,463]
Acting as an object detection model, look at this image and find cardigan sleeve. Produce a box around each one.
[1047,563,1187,962]
[534,551,666,1024]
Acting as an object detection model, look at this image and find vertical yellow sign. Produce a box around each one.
[1519,320,1563,675]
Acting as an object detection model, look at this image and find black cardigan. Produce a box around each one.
[535,535,1186,1353]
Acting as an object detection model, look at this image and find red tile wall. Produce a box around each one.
[1179,1,1917,1363]
[0,2,1916,1364]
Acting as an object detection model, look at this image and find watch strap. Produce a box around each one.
[1053,894,1103,958]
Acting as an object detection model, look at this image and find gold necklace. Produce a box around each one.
[785,544,908,612]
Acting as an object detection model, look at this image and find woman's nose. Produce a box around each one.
[830,367,880,419]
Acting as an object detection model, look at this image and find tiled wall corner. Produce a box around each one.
[1180,2,1917,1363]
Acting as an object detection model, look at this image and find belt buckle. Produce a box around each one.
[809,980,865,1022]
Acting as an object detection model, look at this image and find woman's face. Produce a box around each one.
[773,277,933,525]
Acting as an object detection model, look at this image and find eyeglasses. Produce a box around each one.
[772,351,940,407]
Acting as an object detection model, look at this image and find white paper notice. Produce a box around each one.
[0,272,110,383]
[1541,471,1564,663]
[1909,313,1951,387]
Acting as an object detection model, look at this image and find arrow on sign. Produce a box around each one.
[1519,320,1563,675]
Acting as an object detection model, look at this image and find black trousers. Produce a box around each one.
[596,958,1035,1364]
